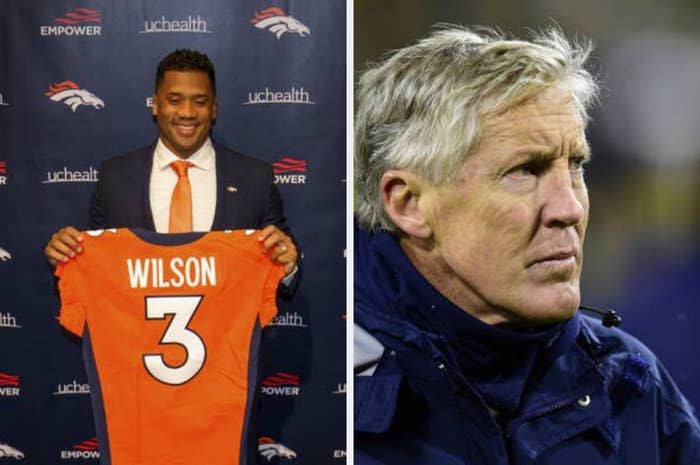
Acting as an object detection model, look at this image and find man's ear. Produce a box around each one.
[380,170,433,239]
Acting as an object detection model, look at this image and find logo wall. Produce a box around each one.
[0,372,20,397]
[40,8,101,36]
[273,157,306,184]
[260,372,300,396]
[0,442,24,460]
[258,437,297,461]
[250,7,309,39]
[61,437,99,460]
[45,81,105,112]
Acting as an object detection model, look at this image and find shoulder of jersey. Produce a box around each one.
[83,228,120,238]
[222,229,258,237]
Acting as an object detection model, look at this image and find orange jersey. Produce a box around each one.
[55,228,285,465]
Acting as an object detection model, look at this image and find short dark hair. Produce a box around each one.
[155,49,216,94]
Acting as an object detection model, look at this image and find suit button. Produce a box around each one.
[577,395,591,407]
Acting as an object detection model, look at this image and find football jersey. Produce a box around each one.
[55,228,285,465]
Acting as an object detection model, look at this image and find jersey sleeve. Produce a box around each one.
[54,258,89,337]
[259,263,286,327]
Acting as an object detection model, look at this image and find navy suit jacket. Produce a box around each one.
[87,142,299,294]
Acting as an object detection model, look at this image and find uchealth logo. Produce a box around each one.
[260,372,300,396]
[53,380,90,396]
[60,437,99,460]
[273,157,306,184]
[332,382,346,395]
[43,165,99,184]
[140,14,212,33]
[0,442,24,460]
[0,372,20,397]
[243,86,313,105]
[268,311,307,327]
[0,312,21,329]
[45,81,105,112]
[258,437,297,461]
[40,8,102,36]
[250,7,309,39]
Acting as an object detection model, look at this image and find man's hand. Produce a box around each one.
[45,226,83,267]
[258,225,298,277]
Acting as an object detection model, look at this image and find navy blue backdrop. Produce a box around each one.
[0,1,346,464]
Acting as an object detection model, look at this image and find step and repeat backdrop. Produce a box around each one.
[0,1,346,464]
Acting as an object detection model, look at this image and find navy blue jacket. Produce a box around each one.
[354,224,700,464]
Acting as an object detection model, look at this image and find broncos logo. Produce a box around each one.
[0,246,10,262]
[0,442,24,460]
[258,437,297,461]
[250,7,310,39]
[45,81,105,112]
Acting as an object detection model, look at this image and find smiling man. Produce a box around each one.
[354,27,700,464]
[45,49,299,290]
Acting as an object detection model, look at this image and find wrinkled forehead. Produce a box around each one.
[478,86,587,153]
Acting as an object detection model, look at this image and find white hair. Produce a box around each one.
[355,25,599,233]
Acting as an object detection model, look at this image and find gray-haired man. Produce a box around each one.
[354,26,700,465]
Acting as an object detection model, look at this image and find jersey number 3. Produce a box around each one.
[143,295,206,385]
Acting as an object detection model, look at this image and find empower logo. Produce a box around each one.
[40,8,102,36]
[273,157,306,184]
[0,372,20,397]
[60,437,99,460]
[258,437,297,461]
[260,372,300,396]
[45,81,105,112]
[250,7,309,39]
[0,442,24,460]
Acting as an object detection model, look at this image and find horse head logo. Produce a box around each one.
[258,437,297,461]
[250,8,310,39]
[0,442,24,459]
[45,81,105,112]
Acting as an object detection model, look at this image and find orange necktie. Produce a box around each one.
[169,160,193,233]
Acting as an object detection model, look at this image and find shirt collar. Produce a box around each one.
[154,138,214,171]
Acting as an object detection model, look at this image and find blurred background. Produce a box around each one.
[355,0,700,410]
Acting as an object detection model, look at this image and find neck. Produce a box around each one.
[399,236,511,326]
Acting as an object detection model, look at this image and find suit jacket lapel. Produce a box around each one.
[212,143,246,230]
[135,143,156,231]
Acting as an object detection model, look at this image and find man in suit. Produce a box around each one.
[44,49,299,288]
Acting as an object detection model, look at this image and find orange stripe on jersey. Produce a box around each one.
[55,228,285,465]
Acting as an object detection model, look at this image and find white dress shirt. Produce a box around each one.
[149,138,297,283]
[149,138,217,233]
